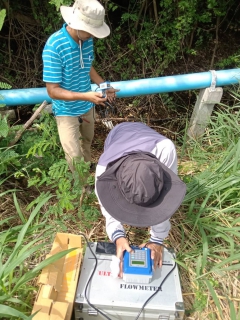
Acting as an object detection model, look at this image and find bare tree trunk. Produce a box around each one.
[153,0,158,23]
[135,0,147,30]
[210,16,220,69]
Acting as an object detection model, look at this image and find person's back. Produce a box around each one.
[95,122,186,278]
[98,122,178,173]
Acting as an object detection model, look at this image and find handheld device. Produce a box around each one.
[99,80,111,98]
[123,246,153,284]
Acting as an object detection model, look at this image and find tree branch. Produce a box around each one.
[8,100,48,147]
[210,16,220,69]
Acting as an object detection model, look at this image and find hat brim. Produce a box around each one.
[60,6,110,38]
[96,153,186,227]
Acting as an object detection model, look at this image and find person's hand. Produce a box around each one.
[139,242,164,270]
[105,88,120,104]
[115,237,133,278]
[84,91,107,106]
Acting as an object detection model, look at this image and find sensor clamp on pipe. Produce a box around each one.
[209,70,217,92]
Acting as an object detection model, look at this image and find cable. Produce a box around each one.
[95,84,116,119]
[79,232,112,320]
[79,233,177,320]
[134,242,176,320]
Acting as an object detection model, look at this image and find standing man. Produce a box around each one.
[42,0,119,171]
[95,122,186,277]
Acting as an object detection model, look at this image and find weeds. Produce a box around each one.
[0,93,240,319]
[176,105,240,318]
[0,193,77,319]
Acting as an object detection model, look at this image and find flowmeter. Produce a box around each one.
[123,247,153,283]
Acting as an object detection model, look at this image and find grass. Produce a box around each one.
[0,103,240,319]
[0,193,81,319]
[173,105,240,319]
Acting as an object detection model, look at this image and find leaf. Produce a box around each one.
[13,193,26,223]
[0,217,14,226]
[0,304,33,320]
[49,0,62,11]
[13,247,78,293]
[199,226,208,272]
[233,139,240,173]
[0,115,9,138]
[0,82,11,90]
[1,296,30,307]
[174,259,188,271]
[3,195,52,269]
[0,149,20,172]
[0,9,6,31]
[48,159,68,179]
[3,243,44,277]
[211,253,240,270]
[205,280,223,318]
[196,255,202,277]
[229,299,237,320]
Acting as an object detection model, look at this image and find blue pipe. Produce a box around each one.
[1,69,239,106]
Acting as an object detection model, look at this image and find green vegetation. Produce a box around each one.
[0,93,240,319]
[0,108,99,319]
[0,1,240,87]
[0,0,240,319]
[0,194,77,319]
[176,104,240,319]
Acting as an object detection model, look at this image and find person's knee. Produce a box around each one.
[62,139,82,158]
[80,125,94,144]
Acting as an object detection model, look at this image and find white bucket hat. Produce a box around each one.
[60,0,110,38]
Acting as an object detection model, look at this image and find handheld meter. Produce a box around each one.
[99,81,111,98]
[123,247,153,284]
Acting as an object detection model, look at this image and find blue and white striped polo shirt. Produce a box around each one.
[42,23,94,116]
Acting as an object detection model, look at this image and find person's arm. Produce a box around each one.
[138,220,170,270]
[101,204,126,242]
[46,82,107,106]
[150,219,171,244]
[90,66,104,85]
[95,164,132,277]
[95,164,126,242]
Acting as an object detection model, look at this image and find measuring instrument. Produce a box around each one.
[99,81,111,98]
[74,242,185,319]
[123,247,153,284]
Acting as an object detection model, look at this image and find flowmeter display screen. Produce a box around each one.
[132,261,145,265]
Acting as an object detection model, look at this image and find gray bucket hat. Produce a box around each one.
[96,152,186,227]
[60,0,110,38]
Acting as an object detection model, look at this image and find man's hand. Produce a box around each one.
[84,91,107,106]
[139,242,164,270]
[115,237,133,278]
[106,88,120,103]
